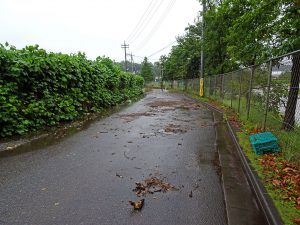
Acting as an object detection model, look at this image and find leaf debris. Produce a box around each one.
[133,176,177,197]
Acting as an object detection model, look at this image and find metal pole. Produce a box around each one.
[200,0,206,79]
[246,67,255,120]
[209,76,212,97]
[238,71,242,113]
[230,73,233,108]
[214,75,217,97]
[263,60,273,131]
[221,74,224,101]
[199,0,206,97]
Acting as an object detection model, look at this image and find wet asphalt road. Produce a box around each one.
[0,90,227,225]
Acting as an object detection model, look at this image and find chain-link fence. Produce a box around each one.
[164,50,300,161]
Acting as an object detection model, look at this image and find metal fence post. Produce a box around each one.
[192,79,194,92]
[238,71,242,113]
[221,74,225,102]
[230,73,233,108]
[263,60,273,131]
[214,75,217,98]
[209,76,212,97]
[246,66,255,120]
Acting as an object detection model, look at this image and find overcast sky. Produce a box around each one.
[0,0,200,63]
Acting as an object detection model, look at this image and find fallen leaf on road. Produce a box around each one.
[129,199,144,210]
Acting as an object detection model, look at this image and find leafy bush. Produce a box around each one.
[0,43,144,137]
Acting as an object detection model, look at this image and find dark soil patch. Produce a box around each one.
[147,100,202,111]
[119,112,156,122]
[164,124,187,134]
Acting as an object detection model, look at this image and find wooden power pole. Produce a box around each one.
[121,41,129,72]
[130,53,134,73]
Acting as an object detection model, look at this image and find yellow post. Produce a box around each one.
[200,78,204,97]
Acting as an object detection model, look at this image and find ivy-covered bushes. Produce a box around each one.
[0,43,144,137]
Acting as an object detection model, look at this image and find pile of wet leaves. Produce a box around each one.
[129,176,177,210]
[133,176,177,197]
[257,154,300,224]
[258,155,300,206]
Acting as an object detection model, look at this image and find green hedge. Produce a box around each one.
[0,43,144,137]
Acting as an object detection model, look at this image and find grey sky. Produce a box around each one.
[0,0,200,63]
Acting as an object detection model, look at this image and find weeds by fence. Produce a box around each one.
[163,50,300,162]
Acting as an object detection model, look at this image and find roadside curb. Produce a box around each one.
[201,101,283,225]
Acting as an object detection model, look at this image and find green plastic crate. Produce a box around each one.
[249,132,280,155]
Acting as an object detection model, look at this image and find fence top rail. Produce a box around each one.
[206,49,300,78]
[268,49,300,62]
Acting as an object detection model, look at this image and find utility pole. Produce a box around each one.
[160,65,164,81]
[199,0,206,97]
[160,64,164,91]
[130,53,134,73]
[121,41,129,72]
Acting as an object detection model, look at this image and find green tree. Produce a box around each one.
[140,57,153,82]
[204,2,239,74]
[276,0,300,130]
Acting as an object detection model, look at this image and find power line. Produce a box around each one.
[128,0,164,44]
[126,0,156,41]
[131,54,145,59]
[126,0,156,42]
[135,0,176,50]
[148,40,177,58]
[133,0,177,51]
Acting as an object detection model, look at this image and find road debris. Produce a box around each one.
[133,176,177,197]
[119,112,156,123]
[116,173,123,178]
[147,99,202,111]
[129,199,144,210]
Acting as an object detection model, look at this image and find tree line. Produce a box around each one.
[157,0,299,131]
[158,0,299,80]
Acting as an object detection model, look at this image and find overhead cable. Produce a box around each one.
[133,0,177,52]
[128,0,164,44]
[147,40,177,58]
[126,0,156,42]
